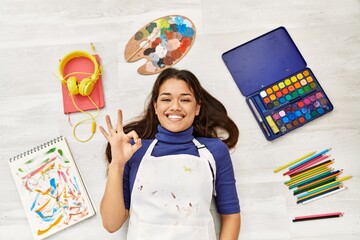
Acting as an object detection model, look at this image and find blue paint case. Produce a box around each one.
[222,27,334,141]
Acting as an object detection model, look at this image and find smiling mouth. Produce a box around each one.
[167,114,183,120]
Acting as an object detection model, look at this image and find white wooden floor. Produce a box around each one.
[1,0,359,239]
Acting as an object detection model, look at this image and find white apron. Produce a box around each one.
[127,139,217,240]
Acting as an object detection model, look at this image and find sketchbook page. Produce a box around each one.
[61,55,105,114]
[8,136,96,240]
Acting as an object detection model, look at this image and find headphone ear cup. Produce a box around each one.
[78,78,95,96]
[67,76,79,95]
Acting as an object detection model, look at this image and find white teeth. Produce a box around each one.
[168,115,182,119]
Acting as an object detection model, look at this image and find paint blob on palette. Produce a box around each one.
[247,68,333,140]
[124,15,196,75]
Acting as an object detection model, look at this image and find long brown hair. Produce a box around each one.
[106,68,239,163]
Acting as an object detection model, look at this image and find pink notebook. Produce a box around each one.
[61,54,105,114]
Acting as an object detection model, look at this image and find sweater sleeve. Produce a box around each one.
[123,161,131,210]
[123,140,151,210]
[209,140,240,214]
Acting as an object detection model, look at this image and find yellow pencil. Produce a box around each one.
[273,151,316,173]
[289,160,334,179]
[297,184,343,202]
[285,160,334,183]
[297,170,342,190]
[307,175,352,194]
[286,167,332,186]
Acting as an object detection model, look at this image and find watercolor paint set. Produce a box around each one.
[222,27,333,141]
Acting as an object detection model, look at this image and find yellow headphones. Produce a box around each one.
[59,50,101,96]
[55,46,102,143]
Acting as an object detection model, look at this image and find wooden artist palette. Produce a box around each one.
[124,15,196,75]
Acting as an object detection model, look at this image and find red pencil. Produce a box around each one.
[283,155,329,176]
[293,212,343,222]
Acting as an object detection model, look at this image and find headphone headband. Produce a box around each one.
[58,50,101,83]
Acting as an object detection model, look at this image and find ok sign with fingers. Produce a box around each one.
[99,109,142,166]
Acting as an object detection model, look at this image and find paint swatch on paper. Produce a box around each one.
[124,15,196,75]
[8,136,95,240]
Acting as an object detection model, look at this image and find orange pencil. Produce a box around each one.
[297,170,342,190]
[285,167,332,186]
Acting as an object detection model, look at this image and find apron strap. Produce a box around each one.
[192,139,217,196]
[143,139,158,158]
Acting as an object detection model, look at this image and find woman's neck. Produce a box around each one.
[155,125,194,144]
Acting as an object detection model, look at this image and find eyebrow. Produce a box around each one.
[159,92,193,96]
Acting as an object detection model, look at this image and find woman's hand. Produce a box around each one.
[99,109,142,165]
[99,109,139,232]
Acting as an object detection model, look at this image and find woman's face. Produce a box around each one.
[154,78,200,133]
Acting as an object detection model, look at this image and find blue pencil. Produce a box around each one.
[289,170,337,189]
[289,148,331,170]
[297,186,341,204]
[297,182,341,199]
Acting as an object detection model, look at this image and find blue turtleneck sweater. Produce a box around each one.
[123,125,240,214]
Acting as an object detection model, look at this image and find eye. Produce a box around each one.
[160,98,171,102]
[181,98,191,102]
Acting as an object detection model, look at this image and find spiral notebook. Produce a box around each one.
[8,136,95,240]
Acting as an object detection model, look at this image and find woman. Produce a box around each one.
[100,68,241,239]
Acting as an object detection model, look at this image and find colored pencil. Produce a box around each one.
[297,182,341,199]
[289,170,335,189]
[275,147,350,207]
[301,187,347,204]
[306,176,352,194]
[292,212,343,222]
[297,186,341,203]
[293,215,342,222]
[284,155,330,176]
[283,155,330,176]
[295,212,343,220]
[273,151,316,173]
[293,177,337,195]
[283,155,328,176]
[297,185,342,203]
[287,168,331,188]
[289,159,333,178]
[289,148,331,170]
[297,183,341,201]
[296,170,342,190]
[288,165,329,181]
[285,167,331,186]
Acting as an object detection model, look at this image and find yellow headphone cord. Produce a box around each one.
[54,70,101,142]
[70,91,100,142]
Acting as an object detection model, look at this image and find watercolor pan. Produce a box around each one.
[222,27,333,141]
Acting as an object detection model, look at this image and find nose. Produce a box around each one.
[170,100,181,111]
